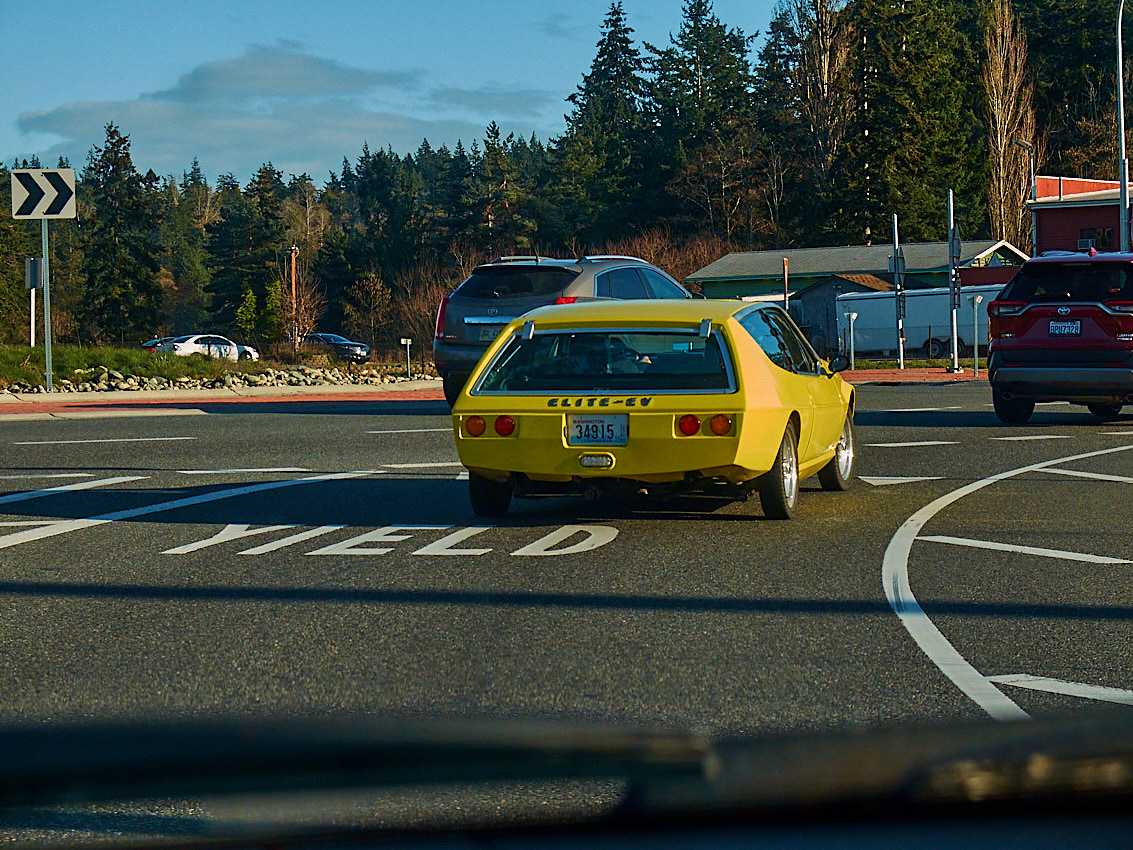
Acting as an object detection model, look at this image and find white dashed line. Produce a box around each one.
[0,476,148,506]
[1042,468,1133,484]
[178,468,312,475]
[867,406,964,413]
[919,534,1131,565]
[367,428,452,434]
[987,675,1133,706]
[990,435,1071,442]
[0,473,94,480]
[383,461,464,469]
[865,441,959,448]
[13,436,197,445]
[860,476,943,486]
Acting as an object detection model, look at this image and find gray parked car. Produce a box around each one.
[433,255,696,405]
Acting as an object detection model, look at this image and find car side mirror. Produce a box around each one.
[827,354,851,374]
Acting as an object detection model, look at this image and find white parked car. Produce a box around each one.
[164,334,259,361]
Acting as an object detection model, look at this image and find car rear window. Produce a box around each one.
[474,330,734,393]
[455,266,580,299]
[1002,263,1133,302]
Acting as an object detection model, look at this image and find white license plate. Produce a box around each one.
[1049,320,1081,336]
[478,325,506,341]
[567,415,628,446]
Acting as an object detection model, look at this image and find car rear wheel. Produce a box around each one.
[443,374,467,407]
[992,388,1034,424]
[469,472,512,516]
[759,421,799,520]
[817,414,855,491]
[1087,402,1124,419]
[923,338,946,359]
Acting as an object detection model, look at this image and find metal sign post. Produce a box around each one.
[401,338,412,379]
[890,214,906,369]
[11,168,76,393]
[968,295,984,376]
[947,190,963,372]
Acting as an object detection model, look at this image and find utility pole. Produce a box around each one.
[290,245,299,350]
[1120,0,1129,251]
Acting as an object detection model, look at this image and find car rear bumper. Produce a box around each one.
[433,341,489,379]
[989,365,1133,403]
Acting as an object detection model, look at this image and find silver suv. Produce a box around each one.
[433,255,695,405]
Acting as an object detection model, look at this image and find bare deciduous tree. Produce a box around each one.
[983,0,1037,250]
[280,257,326,345]
[785,0,854,199]
[342,273,393,350]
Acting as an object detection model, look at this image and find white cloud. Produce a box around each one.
[12,43,565,181]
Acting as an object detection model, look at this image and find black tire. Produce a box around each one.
[1087,402,1124,420]
[469,472,512,516]
[238,351,252,361]
[817,414,855,491]
[992,388,1034,424]
[758,421,800,520]
[923,338,946,359]
[443,373,467,407]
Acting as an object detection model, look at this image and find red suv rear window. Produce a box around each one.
[1001,263,1133,303]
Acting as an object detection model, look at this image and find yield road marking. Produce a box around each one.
[0,476,147,506]
[919,535,1130,565]
[0,471,380,551]
[1042,468,1133,484]
[987,674,1133,706]
[861,476,943,487]
[883,442,1133,722]
[13,436,197,445]
[865,441,959,448]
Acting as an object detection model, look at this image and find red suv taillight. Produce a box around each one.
[988,301,1026,318]
[434,297,449,339]
[554,296,578,305]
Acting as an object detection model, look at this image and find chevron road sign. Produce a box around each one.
[11,169,76,219]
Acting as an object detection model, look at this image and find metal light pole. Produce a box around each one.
[1120,0,1129,252]
[1012,138,1037,254]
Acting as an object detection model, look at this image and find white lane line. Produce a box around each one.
[919,535,1131,565]
[990,435,1071,442]
[883,442,1133,722]
[53,410,208,419]
[13,436,197,446]
[1101,431,1133,436]
[367,428,451,434]
[865,441,959,448]
[456,471,469,480]
[1042,467,1133,484]
[383,461,464,469]
[0,476,148,506]
[987,674,1133,706]
[0,473,94,480]
[867,406,964,413]
[0,471,380,551]
[861,476,943,487]
[178,468,311,475]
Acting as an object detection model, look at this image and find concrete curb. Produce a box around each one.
[0,378,444,405]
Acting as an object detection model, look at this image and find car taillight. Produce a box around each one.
[1104,300,1133,314]
[709,414,733,436]
[678,415,701,436]
[494,415,516,436]
[434,297,449,339]
[465,416,486,437]
[554,296,578,305]
[988,301,1026,317]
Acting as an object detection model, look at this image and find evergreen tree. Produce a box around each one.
[78,124,163,342]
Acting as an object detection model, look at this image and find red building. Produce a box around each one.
[1030,176,1127,253]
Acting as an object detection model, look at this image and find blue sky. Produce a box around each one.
[2,1,777,184]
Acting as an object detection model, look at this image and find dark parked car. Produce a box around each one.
[433,254,696,405]
[987,250,1133,423]
[141,336,174,352]
[305,333,370,363]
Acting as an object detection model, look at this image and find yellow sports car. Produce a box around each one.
[451,300,855,519]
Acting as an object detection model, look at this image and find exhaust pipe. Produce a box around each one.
[1125,393,1133,403]
[1000,390,1014,400]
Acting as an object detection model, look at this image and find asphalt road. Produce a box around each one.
[0,382,1130,841]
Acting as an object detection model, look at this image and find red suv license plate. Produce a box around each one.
[1048,320,1081,336]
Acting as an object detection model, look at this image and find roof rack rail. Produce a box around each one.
[487,255,563,265]
[575,254,645,263]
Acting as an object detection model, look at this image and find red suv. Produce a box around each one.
[987,252,1133,423]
